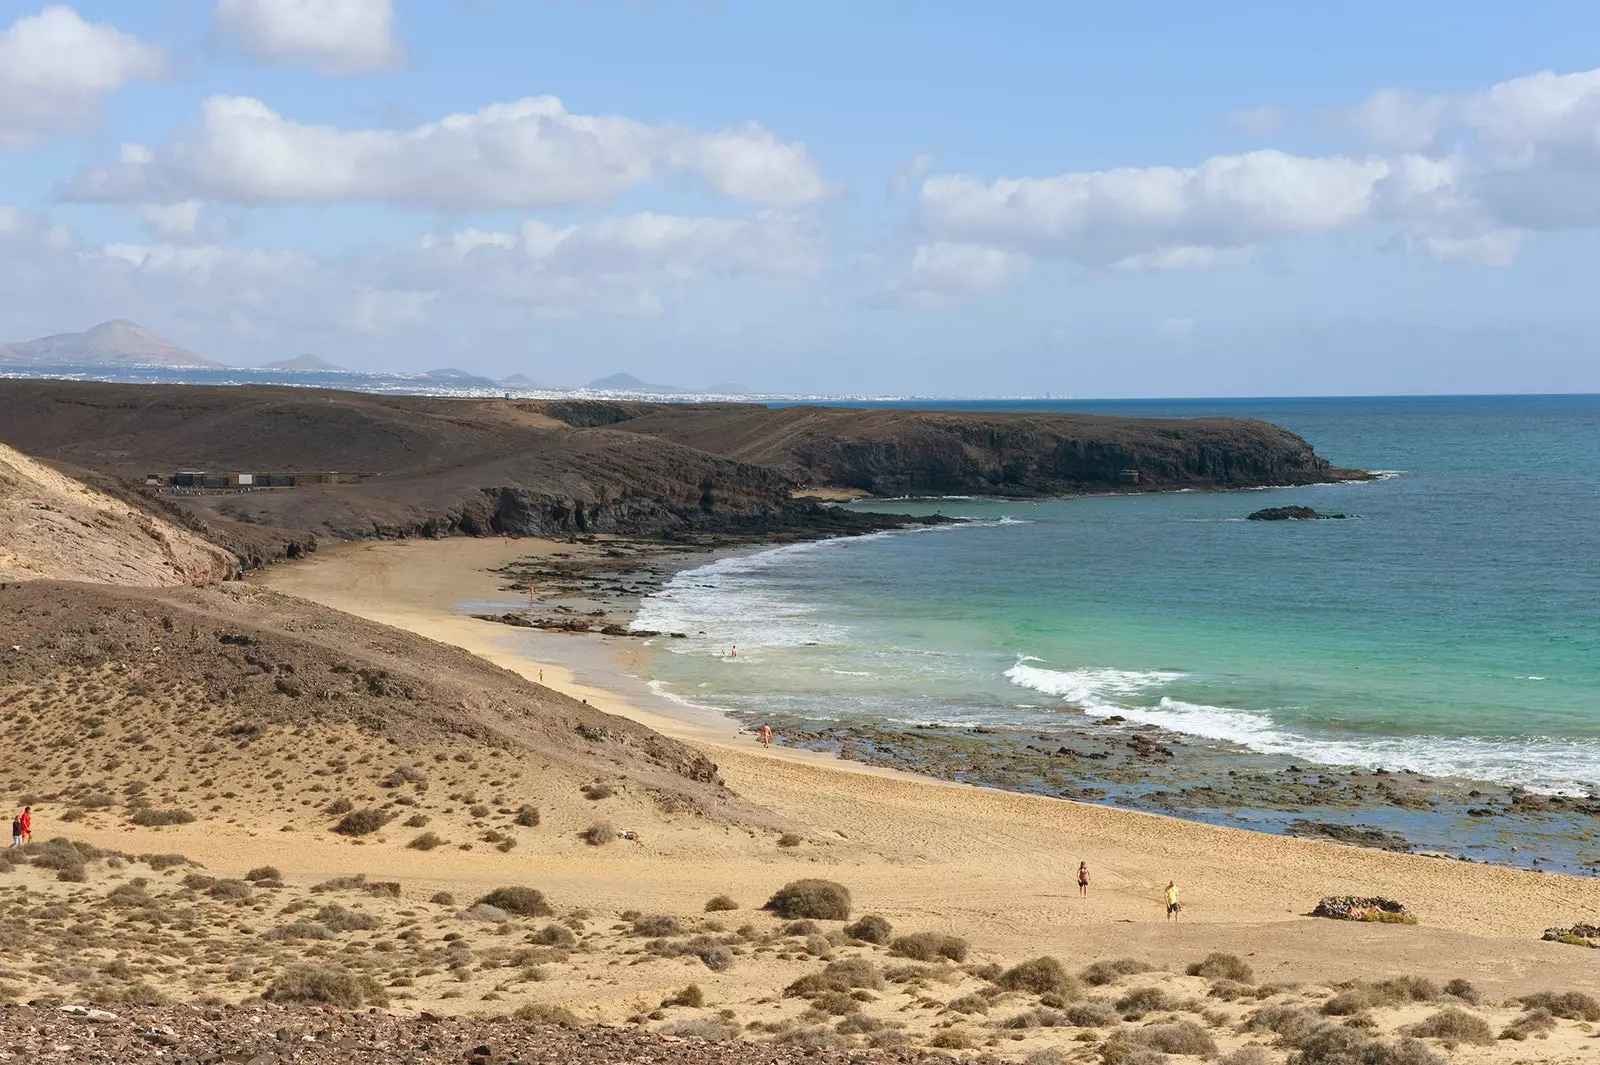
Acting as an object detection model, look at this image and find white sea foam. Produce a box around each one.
[1007,659,1600,794]
[1003,661,1185,708]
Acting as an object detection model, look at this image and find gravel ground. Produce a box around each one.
[0,1005,989,1065]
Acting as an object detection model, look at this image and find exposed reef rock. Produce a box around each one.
[1248,505,1348,521]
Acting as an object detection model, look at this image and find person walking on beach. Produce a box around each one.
[1077,861,1090,897]
[759,724,774,749]
[1164,880,1180,921]
[9,814,20,849]
[19,806,31,844]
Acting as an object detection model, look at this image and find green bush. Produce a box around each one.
[1518,990,1600,1021]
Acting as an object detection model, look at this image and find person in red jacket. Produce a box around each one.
[18,806,31,844]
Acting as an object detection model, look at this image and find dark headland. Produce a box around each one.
[0,380,1367,566]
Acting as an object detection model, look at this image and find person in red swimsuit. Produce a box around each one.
[1077,861,1090,897]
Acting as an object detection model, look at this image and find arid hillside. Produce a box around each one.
[0,580,746,834]
[0,442,233,585]
[0,383,1363,567]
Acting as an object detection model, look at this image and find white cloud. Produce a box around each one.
[139,201,202,239]
[1344,88,1449,150]
[212,0,404,76]
[1402,228,1523,267]
[0,5,167,149]
[892,241,1030,305]
[1111,245,1257,272]
[918,150,1389,267]
[890,150,938,196]
[62,95,833,209]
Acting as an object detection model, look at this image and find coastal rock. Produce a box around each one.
[1247,505,1347,521]
[1541,923,1600,947]
[1310,896,1416,923]
[1287,820,1414,852]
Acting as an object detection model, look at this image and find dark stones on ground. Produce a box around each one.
[1247,505,1347,521]
[1541,923,1600,947]
[1286,820,1414,852]
[0,1004,971,1064]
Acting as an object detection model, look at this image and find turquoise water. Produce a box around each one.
[633,396,1600,795]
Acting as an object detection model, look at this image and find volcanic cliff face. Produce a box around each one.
[542,403,1366,496]
[0,383,1363,565]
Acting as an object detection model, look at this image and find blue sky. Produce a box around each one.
[2,1,1599,395]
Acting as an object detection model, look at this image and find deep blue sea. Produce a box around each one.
[634,396,1600,797]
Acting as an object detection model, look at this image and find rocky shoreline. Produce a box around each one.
[474,533,1600,878]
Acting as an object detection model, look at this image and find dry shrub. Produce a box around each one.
[771,1026,844,1050]
[1518,990,1600,1021]
[264,964,384,1007]
[129,808,195,827]
[324,798,353,815]
[1082,958,1155,985]
[1221,1047,1274,1065]
[998,956,1080,997]
[1065,999,1122,1028]
[477,886,552,917]
[315,904,379,932]
[648,934,734,972]
[332,808,388,836]
[429,891,455,906]
[1322,976,1439,1016]
[946,993,989,1015]
[814,990,859,1015]
[581,782,614,800]
[1133,1020,1217,1055]
[1244,1004,1322,1046]
[890,931,969,963]
[265,920,334,941]
[1116,986,1179,1019]
[1401,1007,1492,1046]
[704,894,739,912]
[141,853,187,871]
[777,832,803,847]
[659,1018,735,1040]
[1499,1008,1556,1041]
[511,804,540,827]
[244,865,281,882]
[1440,978,1479,1005]
[407,832,444,851]
[1289,1027,1442,1065]
[207,879,253,901]
[785,958,884,998]
[513,1002,579,1026]
[929,1028,976,1050]
[666,984,705,1008]
[533,923,576,947]
[632,914,681,937]
[1096,1035,1168,1065]
[1026,1050,1073,1065]
[313,874,366,892]
[1187,952,1254,983]
[1002,1008,1068,1030]
[842,914,893,945]
[765,879,852,921]
[579,822,615,846]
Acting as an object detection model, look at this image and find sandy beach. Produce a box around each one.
[257,537,1600,992]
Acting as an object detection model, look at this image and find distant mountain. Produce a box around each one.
[0,320,224,369]
[420,367,502,388]
[499,374,550,389]
[262,354,348,372]
[586,372,680,393]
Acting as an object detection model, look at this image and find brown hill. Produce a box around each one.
[0,580,757,836]
[0,442,233,585]
[0,382,1363,565]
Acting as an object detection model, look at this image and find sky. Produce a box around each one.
[2,1,1600,395]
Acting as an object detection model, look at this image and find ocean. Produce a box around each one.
[631,396,1600,833]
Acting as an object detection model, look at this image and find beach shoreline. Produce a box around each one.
[320,527,1600,877]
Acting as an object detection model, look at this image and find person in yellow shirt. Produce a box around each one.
[1164,880,1180,921]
